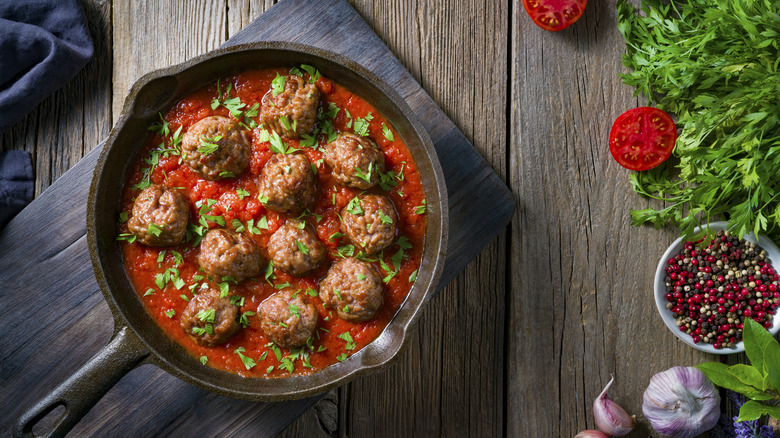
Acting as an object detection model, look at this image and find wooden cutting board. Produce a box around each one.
[0,0,513,435]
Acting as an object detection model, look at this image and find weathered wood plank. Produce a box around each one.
[342,1,508,436]
[508,1,711,435]
[111,0,227,121]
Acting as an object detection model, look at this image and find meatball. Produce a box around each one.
[340,194,398,255]
[180,287,240,347]
[319,258,383,322]
[324,132,385,190]
[128,184,189,246]
[197,228,264,282]
[260,74,321,138]
[267,220,327,276]
[258,288,319,348]
[181,116,250,180]
[257,153,316,213]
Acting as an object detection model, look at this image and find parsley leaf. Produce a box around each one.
[617,0,780,242]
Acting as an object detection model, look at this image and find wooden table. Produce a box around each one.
[0,0,724,436]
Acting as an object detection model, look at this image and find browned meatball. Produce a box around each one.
[324,132,385,190]
[197,228,264,282]
[260,75,320,138]
[267,220,327,276]
[257,153,316,213]
[128,184,189,246]
[319,258,383,322]
[181,116,250,180]
[180,287,239,347]
[258,288,318,348]
[341,194,398,255]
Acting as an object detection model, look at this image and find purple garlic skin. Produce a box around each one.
[593,375,636,436]
[643,366,720,438]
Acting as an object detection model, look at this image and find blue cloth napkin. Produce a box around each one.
[0,0,94,134]
[0,150,33,227]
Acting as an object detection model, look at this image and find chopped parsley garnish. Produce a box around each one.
[196,308,216,323]
[232,219,245,233]
[336,353,348,362]
[354,162,373,184]
[164,309,176,318]
[264,260,275,284]
[269,131,298,154]
[397,236,412,250]
[306,288,318,297]
[197,135,222,155]
[149,113,170,136]
[246,218,262,234]
[200,356,208,365]
[144,288,155,296]
[234,347,257,370]
[218,281,230,298]
[147,223,163,237]
[329,232,343,242]
[356,273,367,281]
[414,199,427,215]
[336,244,356,258]
[300,134,318,148]
[378,210,393,224]
[257,192,269,204]
[300,64,321,83]
[346,196,363,215]
[192,324,214,336]
[236,188,250,199]
[271,73,286,96]
[352,113,373,136]
[119,211,129,223]
[381,123,394,141]
[409,269,418,283]
[289,304,301,318]
[239,311,255,328]
[266,366,275,374]
[116,233,137,243]
[325,102,339,119]
[295,240,309,255]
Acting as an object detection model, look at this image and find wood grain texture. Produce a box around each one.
[509,1,714,436]
[342,0,508,436]
[112,0,227,121]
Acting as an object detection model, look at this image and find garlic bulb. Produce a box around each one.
[574,430,610,438]
[593,375,636,436]
[642,366,720,438]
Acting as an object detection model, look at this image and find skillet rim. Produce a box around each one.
[87,40,448,401]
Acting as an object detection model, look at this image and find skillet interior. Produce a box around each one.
[88,41,447,400]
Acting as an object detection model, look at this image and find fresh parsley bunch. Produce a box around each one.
[616,0,780,241]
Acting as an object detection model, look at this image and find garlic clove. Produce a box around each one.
[593,375,636,437]
[574,430,610,438]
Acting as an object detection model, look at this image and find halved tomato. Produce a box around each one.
[522,0,587,32]
[609,107,677,171]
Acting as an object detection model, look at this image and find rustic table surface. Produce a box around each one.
[1,0,737,436]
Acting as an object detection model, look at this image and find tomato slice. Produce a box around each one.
[609,107,677,171]
[522,0,586,32]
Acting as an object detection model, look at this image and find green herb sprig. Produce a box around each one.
[697,318,780,421]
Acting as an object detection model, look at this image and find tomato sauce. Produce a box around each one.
[117,67,427,377]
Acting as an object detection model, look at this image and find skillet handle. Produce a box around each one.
[13,325,150,438]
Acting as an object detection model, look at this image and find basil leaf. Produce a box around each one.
[737,400,780,422]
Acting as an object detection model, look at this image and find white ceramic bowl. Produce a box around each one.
[654,221,780,354]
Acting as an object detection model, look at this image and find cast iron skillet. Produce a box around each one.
[14,41,447,438]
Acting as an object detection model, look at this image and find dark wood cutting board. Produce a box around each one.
[0,0,514,436]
